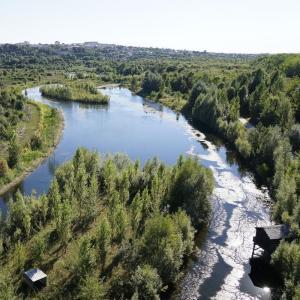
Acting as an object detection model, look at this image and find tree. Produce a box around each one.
[108,265,132,299]
[8,138,20,168]
[140,215,184,284]
[169,157,213,226]
[0,159,9,178]
[14,241,27,272]
[131,265,162,300]
[118,171,130,204]
[102,159,117,195]
[85,172,99,221]
[142,71,163,94]
[272,242,300,298]
[97,215,111,269]
[238,85,249,115]
[189,80,207,107]
[173,210,195,255]
[8,191,31,239]
[77,238,95,278]
[149,175,168,214]
[56,201,73,250]
[31,234,47,264]
[77,275,105,300]
[30,133,42,150]
[74,156,88,219]
[40,194,49,224]
[0,272,18,300]
[48,178,61,220]
[130,192,143,237]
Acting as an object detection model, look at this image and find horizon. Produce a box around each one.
[1,40,269,55]
[1,0,300,54]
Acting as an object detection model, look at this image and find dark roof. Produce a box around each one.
[256,225,290,240]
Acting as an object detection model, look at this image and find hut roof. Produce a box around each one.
[257,224,290,240]
[24,268,47,283]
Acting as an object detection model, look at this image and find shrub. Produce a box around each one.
[0,159,9,177]
[30,134,43,150]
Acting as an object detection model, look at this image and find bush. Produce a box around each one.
[30,133,43,150]
[0,159,9,177]
[8,139,21,168]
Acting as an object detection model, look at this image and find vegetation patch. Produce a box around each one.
[0,89,63,194]
[0,148,214,299]
[40,82,110,104]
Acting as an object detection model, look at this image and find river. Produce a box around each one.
[0,87,274,299]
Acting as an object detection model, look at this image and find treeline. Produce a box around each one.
[0,44,256,70]
[0,148,214,299]
[40,82,109,104]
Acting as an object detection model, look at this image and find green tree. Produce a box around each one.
[74,156,88,219]
[97,215,112,269]
[0,272,18,300]
[8,138,20,168]
[0,159,9,178]
[85,172,99,221]
[131,192,143,237]
[56,201,73,250]
[8,191,31,239]
[131,265,162,300]
[140,215,184,284]
[77,275,105,300]
[77,238,95,278]
[48,178,61,220]
[31,234,47,264]
[14,241,27,272]
[142,71,163,93]
[169,156,213,226]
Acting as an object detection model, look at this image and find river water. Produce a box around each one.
[0,87,274,299]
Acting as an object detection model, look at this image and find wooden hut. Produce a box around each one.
[23,268,47,289]
[252,224,290,259]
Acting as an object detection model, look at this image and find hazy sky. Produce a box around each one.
[1,0,299,53]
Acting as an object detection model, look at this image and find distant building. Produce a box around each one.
[23,268,47,289]
[16,41,30,46]
[83,41,99,47]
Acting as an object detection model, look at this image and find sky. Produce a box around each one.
[0,0,299,54]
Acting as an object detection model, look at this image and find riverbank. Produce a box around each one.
[97,83,121,89]
[0,102,64,196]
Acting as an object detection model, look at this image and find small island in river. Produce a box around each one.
[40,82,110,104]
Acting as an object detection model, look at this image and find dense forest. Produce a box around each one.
[0,44,300,297]
[40,82,109,104]
[136,55,300,298]
[0,148,214,299]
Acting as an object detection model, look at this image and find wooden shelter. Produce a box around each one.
[252,224,290,259]
[23,268,47,289]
